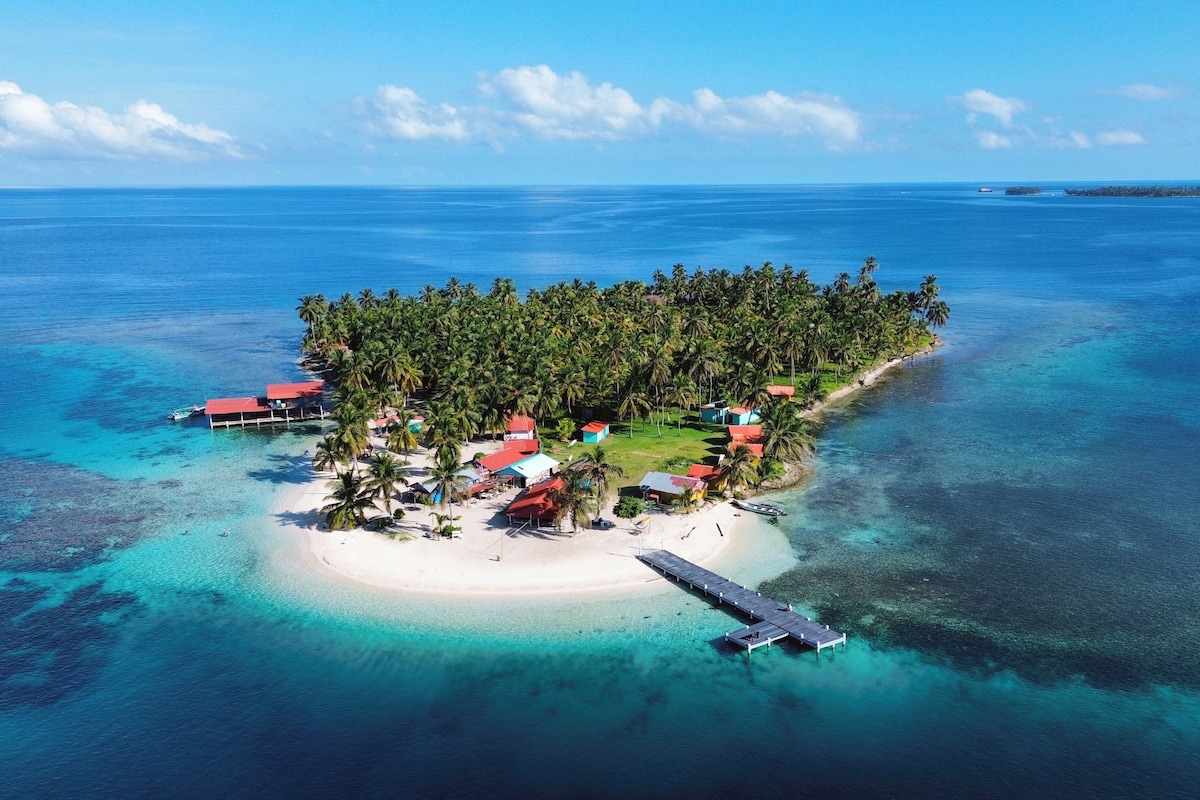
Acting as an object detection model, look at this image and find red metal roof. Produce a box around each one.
[728,424,763,439]
[581,421,609,434]
[728,442,765,458]
[506,414,536,432]
[767,385,796,397]
[729,406,753,415]
[478,447,532,473]
[504,476,565,521]
[206,397,266,415]
[266,381,324,400]
[687,464,720,480]
[502,438,540,455]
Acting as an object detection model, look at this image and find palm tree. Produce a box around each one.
[426,446,470,526]
[312,436,344,473]
[429,510,462,538]
[296,294,328,346]
[663,374,698,433]
[721,445,759,494]
[673,488,701,515]
[387,422,420,459]
[760,404,816,463]
[576,446,625,504]
[551,471,596,535]
[365,452,408,515]
[618,390,651,436]
[925,300,950,328]
[321,470,376,530]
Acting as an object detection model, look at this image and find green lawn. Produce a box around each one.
[540,414,726,492]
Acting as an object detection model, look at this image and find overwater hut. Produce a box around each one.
[206,380,326,429]
[637,471,707,507]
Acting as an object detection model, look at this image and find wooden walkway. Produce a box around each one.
[636,549,847,655]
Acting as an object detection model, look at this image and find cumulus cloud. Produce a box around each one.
[358,85,471,142]
[356,65,863,149]
[1095,129,1146,146]
[0,80,242,161]
[955,88,1030,126]
[1100,83,1181,101]
[951,87,1147,150]
[481,65,652,141]
[676,87,861,146]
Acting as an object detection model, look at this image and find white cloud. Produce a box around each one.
[0,80,242,161]
[1101,83,1180,101]
[1069,131,1092,148]
[1096,129,1146,146]
[357,65,862,149]
[359,85,471,142]
[975,131,1012,149]
[675,87,861,146]
[481,65,650,141]
[955,89,1029,126]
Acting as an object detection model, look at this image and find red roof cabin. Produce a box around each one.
[686,463,721,483]
[504,476,565,526]
[727,424,765,458]
[206,380,326,429]
[504,414,537,441]
[766,385,796,398]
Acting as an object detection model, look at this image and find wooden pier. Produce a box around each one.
[637,549,847,655]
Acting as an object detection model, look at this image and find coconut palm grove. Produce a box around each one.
[299,260,948,528]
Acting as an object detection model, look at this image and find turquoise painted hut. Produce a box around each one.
[581,421,610,443]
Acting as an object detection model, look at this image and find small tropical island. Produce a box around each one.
[281,260,948,595]
[1005,186,1043,195]
[1064,185,1200,197]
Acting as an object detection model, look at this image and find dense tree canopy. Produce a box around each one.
[298,260,946,441]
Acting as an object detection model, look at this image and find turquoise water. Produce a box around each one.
[2,187,1198,798]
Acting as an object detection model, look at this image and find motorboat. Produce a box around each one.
[168,404,204,421]
[731,499,786,516]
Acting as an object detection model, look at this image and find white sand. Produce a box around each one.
[276,438,757,598]
[277,345,938,598]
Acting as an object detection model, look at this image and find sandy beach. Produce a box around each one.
[278,347,937,598]
[276,437,758,597]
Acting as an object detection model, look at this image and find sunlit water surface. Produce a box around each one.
[2,186,1198,799]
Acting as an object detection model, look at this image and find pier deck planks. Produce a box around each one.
[636,549,847,653]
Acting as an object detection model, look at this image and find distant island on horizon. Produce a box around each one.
[1063,185,1200,197]
[996,185,1200,198]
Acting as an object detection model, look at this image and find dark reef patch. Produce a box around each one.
[0,579,140,710]
[0,458,169,572]
[761,476,1200,691]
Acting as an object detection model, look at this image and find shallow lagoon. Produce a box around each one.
[2,186,1198,798]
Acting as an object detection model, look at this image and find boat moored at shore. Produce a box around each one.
[731,499,786,517]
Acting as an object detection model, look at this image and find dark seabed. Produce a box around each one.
[1,186,1198,799]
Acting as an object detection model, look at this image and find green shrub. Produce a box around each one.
[658,455,692,473]
[614,496,646,519]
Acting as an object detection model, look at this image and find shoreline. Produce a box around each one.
[273,439,767,600]
[273,339,940,600]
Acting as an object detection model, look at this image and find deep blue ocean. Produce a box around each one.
[1,186,1198,799]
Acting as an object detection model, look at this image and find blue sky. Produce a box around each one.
[1,1,1196,185]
